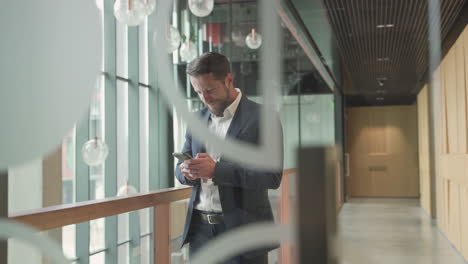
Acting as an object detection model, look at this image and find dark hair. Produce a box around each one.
[186,52,231,80]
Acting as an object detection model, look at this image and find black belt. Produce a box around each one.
[192,210,224,225]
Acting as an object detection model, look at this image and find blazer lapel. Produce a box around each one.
[226,96,250,138]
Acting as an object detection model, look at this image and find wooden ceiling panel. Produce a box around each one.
[323,0,466,104]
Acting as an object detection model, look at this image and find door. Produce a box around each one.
[346,106,419,197]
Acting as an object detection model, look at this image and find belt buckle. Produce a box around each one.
[207,214,215,224]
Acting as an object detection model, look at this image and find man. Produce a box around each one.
[175,52,283,264]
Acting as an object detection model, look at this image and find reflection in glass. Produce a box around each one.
[114,0,146,26]
[180,40,197,62]
[245,28,262,49]
[142,0,156,16]
[153,25,181,53]
[240,61,252,76]
[82,137,109,167]
[231,28,245,47]
[117,181,138,196]
[188,0,214,17]
[95,0,103,10]
[166,26,182,53]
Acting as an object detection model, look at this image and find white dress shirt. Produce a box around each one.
[194,88,242,213]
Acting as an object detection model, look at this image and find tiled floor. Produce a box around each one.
[338,198,467,264]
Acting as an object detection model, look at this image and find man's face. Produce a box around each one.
[190,73,233,116]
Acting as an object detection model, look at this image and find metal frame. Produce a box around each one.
[128,22,141,264]
[75,109,91,264]
[103,0,118,263]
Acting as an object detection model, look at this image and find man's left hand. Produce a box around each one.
[187,153,216,180]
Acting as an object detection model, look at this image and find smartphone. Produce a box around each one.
[172,152,192,160]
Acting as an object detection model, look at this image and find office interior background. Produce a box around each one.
[1,0,468,263]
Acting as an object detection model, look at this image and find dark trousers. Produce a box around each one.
[188,220,268,264]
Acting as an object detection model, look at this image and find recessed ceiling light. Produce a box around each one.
[377,24,394,28]
[377,77,387,87]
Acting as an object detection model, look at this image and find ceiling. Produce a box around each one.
[323,0,467,106]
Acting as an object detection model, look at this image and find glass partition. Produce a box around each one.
[169,0,335,263]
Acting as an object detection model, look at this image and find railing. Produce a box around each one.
[9,169,299,264]
[10,186,192,264]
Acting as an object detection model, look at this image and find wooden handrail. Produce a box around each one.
[282,168,297,175]
[10,186,192,231]
[9,169,297,264]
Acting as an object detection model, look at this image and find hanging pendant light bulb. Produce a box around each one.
[231,28,245,47]
[153,25,181,53]
[245,28,262,50]
[167,26,181,53]
[142,0,156,16]
[114,0,146,26]
[180,40,197,62]
[117,180,138,196]
[82,136,109,166]
[188,0,214,17]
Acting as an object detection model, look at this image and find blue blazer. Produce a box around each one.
[175,95,284,250]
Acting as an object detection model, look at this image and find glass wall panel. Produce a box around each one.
[90,251,105,264]
[300,95,335,146]
[140,236,151,264]
[280,96,300,169]
[118,243,130,264]
[169,1,334,263]
[290,0,341,83]
[117,78,130,259]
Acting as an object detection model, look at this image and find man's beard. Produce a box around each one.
[208,100,229,116]
[208,86,231,116]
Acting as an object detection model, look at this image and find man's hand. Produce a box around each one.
[180,160,197,181]
[187,153,216,180]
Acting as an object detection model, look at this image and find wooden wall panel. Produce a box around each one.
[444,178,450,234]
[422,26,468,261]
[437,177,447,234]
[448,181,462,249]
[461,186,468,260]
[456,41,467,153]
[441,62,449,154]
[417,86,431,215]
[446,48,460,154]
[347,106,418,197]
